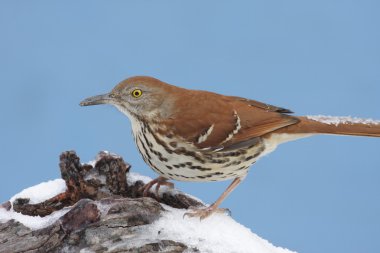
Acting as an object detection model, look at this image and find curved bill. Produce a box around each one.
[80,93,113,106]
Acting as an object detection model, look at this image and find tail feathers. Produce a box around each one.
[277,115,380,137]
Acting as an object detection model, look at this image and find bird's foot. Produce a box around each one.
[183,205,231,220]
[140,176,174,199]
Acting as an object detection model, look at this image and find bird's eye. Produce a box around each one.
[131,89,143,98]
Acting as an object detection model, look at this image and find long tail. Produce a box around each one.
[277,115,380,137]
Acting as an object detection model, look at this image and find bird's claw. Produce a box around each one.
[139,177,174,200]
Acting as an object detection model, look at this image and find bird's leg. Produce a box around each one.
[140,176,173,198]
[184,177,243,220]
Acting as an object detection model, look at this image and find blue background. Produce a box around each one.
[1,1,379,252]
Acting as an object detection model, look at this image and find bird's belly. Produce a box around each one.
[133,127,266,182]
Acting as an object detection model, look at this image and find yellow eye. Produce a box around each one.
[131,89,143,98]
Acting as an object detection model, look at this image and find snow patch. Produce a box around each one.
[0,206,70,230]
[10,179,66,204]
[307,115,380,126]
[147,205,295,253]
[0,179,69,230]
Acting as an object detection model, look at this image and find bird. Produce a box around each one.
[80,76,380,219]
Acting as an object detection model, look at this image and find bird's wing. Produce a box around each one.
[227,96,294,113]
[164,91,299,151]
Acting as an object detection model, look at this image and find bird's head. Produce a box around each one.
[80,76,178,120]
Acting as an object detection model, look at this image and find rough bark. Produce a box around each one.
[0,151,203,253]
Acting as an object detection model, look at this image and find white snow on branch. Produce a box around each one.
[0,179,69,230]
[10,179,66,204]
[307,115,380,126]
[146,205,295,253]
[0,206,70,230]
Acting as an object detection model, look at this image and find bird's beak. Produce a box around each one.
[80,93,113,106]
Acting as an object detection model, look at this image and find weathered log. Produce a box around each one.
[1,151,203,253]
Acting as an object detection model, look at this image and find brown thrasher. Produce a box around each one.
[80,76,380,219]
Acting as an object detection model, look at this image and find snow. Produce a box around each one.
[10,179,66,204]
[138,205,295,253]
[307,115,380,126]
[0,179,69,230]
[0,206,70,230]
